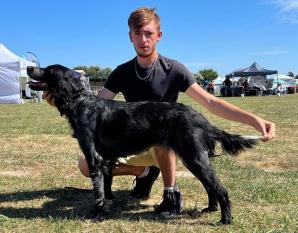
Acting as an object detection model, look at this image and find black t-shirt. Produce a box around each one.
[104,54,195,102]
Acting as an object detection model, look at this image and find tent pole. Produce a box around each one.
[293,73,297,93]
[19,65,23,104]
[20,81,23,104]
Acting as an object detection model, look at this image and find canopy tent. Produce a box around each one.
[0,44,36,103]
[225,62,278,92]
[225,62,277,78]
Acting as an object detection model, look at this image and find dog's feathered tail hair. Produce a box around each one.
[215,130,258,156]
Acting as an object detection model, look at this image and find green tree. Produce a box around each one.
[98,67,112,81]
[73,65,112,80]
[198,69,218,81]
[193,72,203,84]
[88,66,100,79]
[73,65,88,74]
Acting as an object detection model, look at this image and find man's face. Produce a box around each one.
[129,20,162,58]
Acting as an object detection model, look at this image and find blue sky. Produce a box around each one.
[1,0,298,77]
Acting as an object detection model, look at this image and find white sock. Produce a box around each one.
[164,185,179,192]
[137,167,150,179]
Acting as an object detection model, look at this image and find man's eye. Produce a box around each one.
[133,31,154,37]
[145,32,154,37]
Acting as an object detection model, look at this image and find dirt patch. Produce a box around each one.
[0,170,30,177]
[0,135,80,155]
[176,171,193,178]
[235,151,298,172]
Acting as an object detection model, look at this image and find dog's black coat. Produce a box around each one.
[27,64,257,224]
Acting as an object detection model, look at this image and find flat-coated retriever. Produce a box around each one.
[27,64,257,224]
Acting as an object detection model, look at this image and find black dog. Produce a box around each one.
[27,64,257,224]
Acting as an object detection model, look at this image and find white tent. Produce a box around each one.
[213,76,224,95]
[266,74,293,89]
[0,44,36,104]
[267,74,293,81]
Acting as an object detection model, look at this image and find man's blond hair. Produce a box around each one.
[128,7,160,31]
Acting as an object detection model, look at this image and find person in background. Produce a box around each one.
[223,77,232,96]
[207,80,215,94]
[203,79,209,90]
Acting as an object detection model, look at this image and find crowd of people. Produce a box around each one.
[202,76,296,97]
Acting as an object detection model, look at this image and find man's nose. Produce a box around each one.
[139,33,148,42]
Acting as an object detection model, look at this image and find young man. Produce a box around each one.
[45,7,275,217]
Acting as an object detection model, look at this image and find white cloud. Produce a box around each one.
[184,62,211,67]
[272,0,298,12]
[268,0,298,23]
[250,49,288,55]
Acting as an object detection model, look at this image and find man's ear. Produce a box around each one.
[157,31,163,42]
[129,31,133,42]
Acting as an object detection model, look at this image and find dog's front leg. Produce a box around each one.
[78,140,108,221]
[89,167,107,221]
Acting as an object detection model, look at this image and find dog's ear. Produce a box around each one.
[54,76,86,116]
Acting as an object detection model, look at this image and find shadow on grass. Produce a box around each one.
[0,187,215,225]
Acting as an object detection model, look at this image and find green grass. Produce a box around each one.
[0,94,298,233]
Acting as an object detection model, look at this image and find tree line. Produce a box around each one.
[73,65,298,83]
[73,65,220,83]
[73,65,112,81]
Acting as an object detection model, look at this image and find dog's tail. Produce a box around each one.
[215,130,260,156]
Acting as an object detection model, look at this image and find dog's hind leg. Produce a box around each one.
[180,150,232,224]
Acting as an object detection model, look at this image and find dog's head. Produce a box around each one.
[27,64,84,92]
[27,65,87,115]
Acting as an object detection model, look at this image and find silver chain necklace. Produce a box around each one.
[135,57,158,81]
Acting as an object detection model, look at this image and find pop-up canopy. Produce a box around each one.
[225,62,277,78]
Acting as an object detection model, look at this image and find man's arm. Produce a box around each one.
[97,87,117,100]
[185,82,275,141]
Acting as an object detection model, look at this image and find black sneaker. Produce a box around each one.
[130,166,160,199]
[155,189,184,217]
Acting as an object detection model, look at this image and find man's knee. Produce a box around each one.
[153,146,176,159]
[78,155,90,178]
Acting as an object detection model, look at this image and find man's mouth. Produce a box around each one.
[139,45,149,50]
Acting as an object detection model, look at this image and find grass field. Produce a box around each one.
[0,94,297,233]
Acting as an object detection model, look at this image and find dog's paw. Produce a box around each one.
[90,205,108,222]
[201,206,218,214]
[103,199,114,212]
[90,199,114,222]
[217,218,232,225]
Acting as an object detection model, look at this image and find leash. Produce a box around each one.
[241,135,264,140]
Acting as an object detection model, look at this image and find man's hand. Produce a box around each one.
[253,117,276,141]
[43,90,56,106]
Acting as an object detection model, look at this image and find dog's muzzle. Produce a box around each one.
[27,66,49,91]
